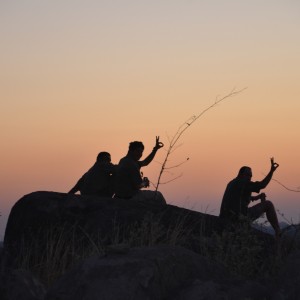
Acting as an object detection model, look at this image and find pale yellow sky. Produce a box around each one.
[1,0,300,238]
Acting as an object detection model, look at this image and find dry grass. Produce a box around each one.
[13,214,299,286]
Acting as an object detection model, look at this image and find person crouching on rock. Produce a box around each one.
[219,157,281,239]
[68,152,116,197]
[114,136,166,205]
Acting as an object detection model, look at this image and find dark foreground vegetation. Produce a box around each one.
[1,191,300,299]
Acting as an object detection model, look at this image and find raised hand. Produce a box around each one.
[270,157,279,172]
[154,136,164,150]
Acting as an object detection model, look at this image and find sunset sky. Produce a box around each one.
[1,0,300,239]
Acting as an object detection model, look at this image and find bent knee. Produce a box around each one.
[264,200,274,210]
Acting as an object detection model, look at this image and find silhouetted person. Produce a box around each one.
[219,157,281,238]
[68,152,116,197]
[114,136,166,205]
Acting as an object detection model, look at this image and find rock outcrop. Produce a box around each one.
[4,191,226,258]
[0,269,46,300]
[45,245,229,300]
[3,191,296,299]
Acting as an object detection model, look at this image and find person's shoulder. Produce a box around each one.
[227,177,248,189]
[234,177,249,184]
[118,156,134,166]
[99,161,116,170]
[119,156,129,163]
[227,177,239,186]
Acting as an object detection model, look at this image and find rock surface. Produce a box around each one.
[3,191,297,299]
[4,191,225,258]
[45,245,229,300]
[0,268,46,300]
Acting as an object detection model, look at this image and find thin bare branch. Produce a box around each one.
[154,87,247,192]
[164,158,189,170]
[159,174,183,185]
[272,178,300,193]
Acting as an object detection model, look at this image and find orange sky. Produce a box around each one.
[1,1,300,239]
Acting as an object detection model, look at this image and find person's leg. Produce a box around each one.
[248,201,281,237]
[263,200,281,237]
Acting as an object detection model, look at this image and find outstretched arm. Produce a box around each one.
[139,136,164,167]
[68,176,85,194]
[258,157,279,189]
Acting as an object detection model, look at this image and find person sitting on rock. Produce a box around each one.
[68,151,116,197]
[219,157,281,238]
[114,136,166,205]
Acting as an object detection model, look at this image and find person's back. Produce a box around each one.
[81,160,115,197]
[68,152,116,197]
[220,175,260,221]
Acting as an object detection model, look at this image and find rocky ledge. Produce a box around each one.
[0,191,299,299]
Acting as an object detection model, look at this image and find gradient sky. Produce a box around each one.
[1,0,300,239]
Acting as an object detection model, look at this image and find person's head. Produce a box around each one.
[128,141,144,161]
[96,152,111,163]
[237,166,252,181]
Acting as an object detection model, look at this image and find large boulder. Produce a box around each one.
[4,191,224,259]
[45,244,287,300]
[273,250,300,299]
[0,269,46,300]
[3,191,298,299]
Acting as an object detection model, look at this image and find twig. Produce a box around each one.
[155,87,247,192]
[78,226,103,257]
[159,174,183,185]
[164,158,189,170]
[272,178,300,193]
[276,209,296,226]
